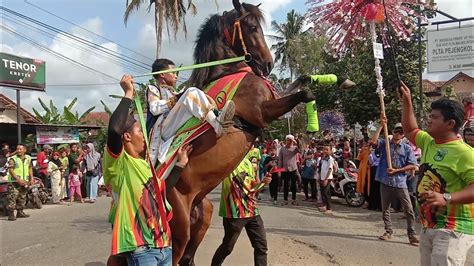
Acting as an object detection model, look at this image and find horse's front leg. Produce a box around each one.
[262,90,315,123]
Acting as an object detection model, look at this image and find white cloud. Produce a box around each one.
[1,18,124,115]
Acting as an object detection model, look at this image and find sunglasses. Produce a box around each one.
[393,128,404,134]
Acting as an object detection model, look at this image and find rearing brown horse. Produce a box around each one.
[167,1,315,265]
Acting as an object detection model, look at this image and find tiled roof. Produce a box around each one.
[0,93,40,123]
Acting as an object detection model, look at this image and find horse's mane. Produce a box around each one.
[189,3,265,88]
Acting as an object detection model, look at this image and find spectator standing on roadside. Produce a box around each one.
[37,144,51,188]
[278,135,300,206]
[371,120,419,246]
[264,147,279,205]
[83,143,101,203]
[400,83,474,265]
[48,151,65,204]
[301,150,317,201]
[59,149,69,199]
[6,144,32,221]
[318,142,335,214]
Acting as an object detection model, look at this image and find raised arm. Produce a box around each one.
[107,75,135,155]
[400,82,419,142]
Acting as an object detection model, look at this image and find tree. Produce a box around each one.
[268,9,306,80]
[124,0,197,58]
[32,98,96,125]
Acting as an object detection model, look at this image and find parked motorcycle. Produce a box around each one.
[0,182,8,214]
[26,177,49,209]
[330,160,366,207]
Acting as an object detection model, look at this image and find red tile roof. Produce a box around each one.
[81,111,109,126]
[0,93,40,123]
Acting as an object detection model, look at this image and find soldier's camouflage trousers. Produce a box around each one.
[7,184,27,211]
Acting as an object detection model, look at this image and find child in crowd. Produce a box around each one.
[319,142,335,214]
[69,166,84,203]
[301,150,318,201]
[59,149,69,199]
[264,147,280,205]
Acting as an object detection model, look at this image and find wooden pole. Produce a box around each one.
[370,22,392,169]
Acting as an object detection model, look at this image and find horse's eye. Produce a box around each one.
[250,26,258,32]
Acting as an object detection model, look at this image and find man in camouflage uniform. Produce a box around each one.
[7,144,33,221]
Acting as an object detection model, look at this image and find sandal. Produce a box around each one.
[409,235,420,246]
[379,232,392,241]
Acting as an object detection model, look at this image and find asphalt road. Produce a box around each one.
[1,189,473,265]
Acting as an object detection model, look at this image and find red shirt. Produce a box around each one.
[36,151,49,175]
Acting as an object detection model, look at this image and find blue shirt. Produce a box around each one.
[375,139,417,188]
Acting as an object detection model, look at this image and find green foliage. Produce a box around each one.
[32,97,96,125]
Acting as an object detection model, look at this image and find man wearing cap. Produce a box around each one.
[370,119,419,246]
[278,134,300,206]
[6,144,33,221]
[146,58,235,165]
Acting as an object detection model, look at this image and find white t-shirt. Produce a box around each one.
[320,156,334,181]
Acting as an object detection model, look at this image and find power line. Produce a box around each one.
[1,24,120,82]
[0,6,151,70]
[23,0,155,64]
[2,14,147,73]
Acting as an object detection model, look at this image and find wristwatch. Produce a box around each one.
[443,193,452,205]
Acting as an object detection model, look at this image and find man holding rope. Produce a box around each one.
[145,58,235,165]
[400,82,474,266]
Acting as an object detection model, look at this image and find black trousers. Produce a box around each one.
[368,166,382,211]
[269,173,279,200]
[321,182,331,210]
[211,216,268,266]
[302,178,316,199]
[282,171,297,201]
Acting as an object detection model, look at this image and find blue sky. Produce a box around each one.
[0,0,472,114]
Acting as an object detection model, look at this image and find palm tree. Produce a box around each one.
[124,0,197,58]
[268,10,306,80]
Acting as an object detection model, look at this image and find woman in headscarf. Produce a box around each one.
[48,151,65,204]
[83,143,101,203]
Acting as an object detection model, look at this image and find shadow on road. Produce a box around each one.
[71,216,112,234]
[85,262,106,266]
[265,227,409,246]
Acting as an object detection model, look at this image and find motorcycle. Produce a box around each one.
[330,160,366,207]
[26,177,49,209]
[0,181,8,214]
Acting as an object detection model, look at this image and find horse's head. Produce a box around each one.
[222,0,273,76]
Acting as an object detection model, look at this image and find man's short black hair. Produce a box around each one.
[17,143,26,148]
[430,98,465,133]
[152,58,175,79]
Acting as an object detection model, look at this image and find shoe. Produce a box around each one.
[323,209,333,214]
[16,210,30,218]
[281,201,289,206]
[215,101,235,137]
[8,210,16,221]
[318,207,327,212]
[291,200,298,206]
[272,200,277,205]
[379,232,392,241]
[409,235,420,246]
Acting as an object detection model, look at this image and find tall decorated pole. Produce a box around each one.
[307,0,433,168]
[369,21,392,168]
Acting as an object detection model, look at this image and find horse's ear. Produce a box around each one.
[233,0,244,14]
[257,3,261,7]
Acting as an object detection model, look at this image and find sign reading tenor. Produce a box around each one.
[427,26,474,73]
[0,52,46,91]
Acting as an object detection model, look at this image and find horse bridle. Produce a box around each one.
[222,12,253,63]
